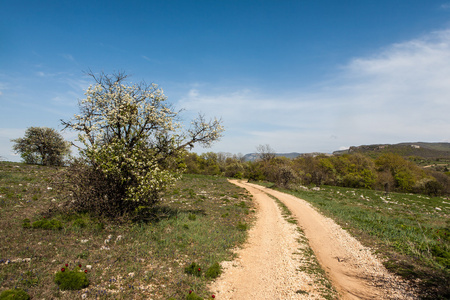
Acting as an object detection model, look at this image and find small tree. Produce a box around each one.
[61,71,224,217]
[11,127,71,166]
[256,144,276,162]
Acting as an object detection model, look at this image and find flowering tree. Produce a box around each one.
[12,127,71,166]
[61,71,224,216]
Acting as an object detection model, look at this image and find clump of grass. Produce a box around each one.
[31,218,63,230]
[237,222,248,231]
[72,218,87,228]
[184,262,202,277]
[54,266,89,290]
[188,213,197,221]
[0,288,30,300]
[205,262,222,279]
[186,291,203,300]
[21,218,31,228]
[235,201,247,208]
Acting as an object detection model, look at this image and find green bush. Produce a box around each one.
[54,267,89,290]
[0,289,30,300]
[184,262,202,277]
[205,262,222,279]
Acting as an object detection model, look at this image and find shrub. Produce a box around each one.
[205,262,222,279]
[423,180,444,196]
[0,289,30,300]
[60,71,224,219]
[54,266,89,290]
[274,165,298,188]
[184,262,202,277]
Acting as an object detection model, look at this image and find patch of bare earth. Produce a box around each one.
[210,181,419,300]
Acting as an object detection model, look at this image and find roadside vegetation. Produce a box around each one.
[0,162,254,299]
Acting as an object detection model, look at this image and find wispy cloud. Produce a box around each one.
[178,29,450,154]
[440,3,450,10]
[61,53,75,61]
[141,56,161,64]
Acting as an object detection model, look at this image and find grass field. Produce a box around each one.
[274,183,450,299]
[0,162,254,299]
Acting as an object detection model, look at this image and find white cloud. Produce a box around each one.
[178,29,450,154]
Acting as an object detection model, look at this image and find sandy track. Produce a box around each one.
[210,180,418,300]
[210,180,330,299]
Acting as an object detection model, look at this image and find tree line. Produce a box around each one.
[183,148,450,197]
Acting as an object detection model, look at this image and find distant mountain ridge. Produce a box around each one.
[242,142,450,161]
[333,142,450,159]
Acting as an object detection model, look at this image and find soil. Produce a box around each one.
[209,180,419,299]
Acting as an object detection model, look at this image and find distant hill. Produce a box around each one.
[333,142,450,159]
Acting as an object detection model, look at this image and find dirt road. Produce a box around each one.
[210,180,418,299]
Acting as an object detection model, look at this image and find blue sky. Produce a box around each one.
[1,0,450,161]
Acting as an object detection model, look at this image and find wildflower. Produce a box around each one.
[61,268,65,272]
[65,263,68,267]
[79,264,82,268]
[84,270,88,273]
[212,296,215,299]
